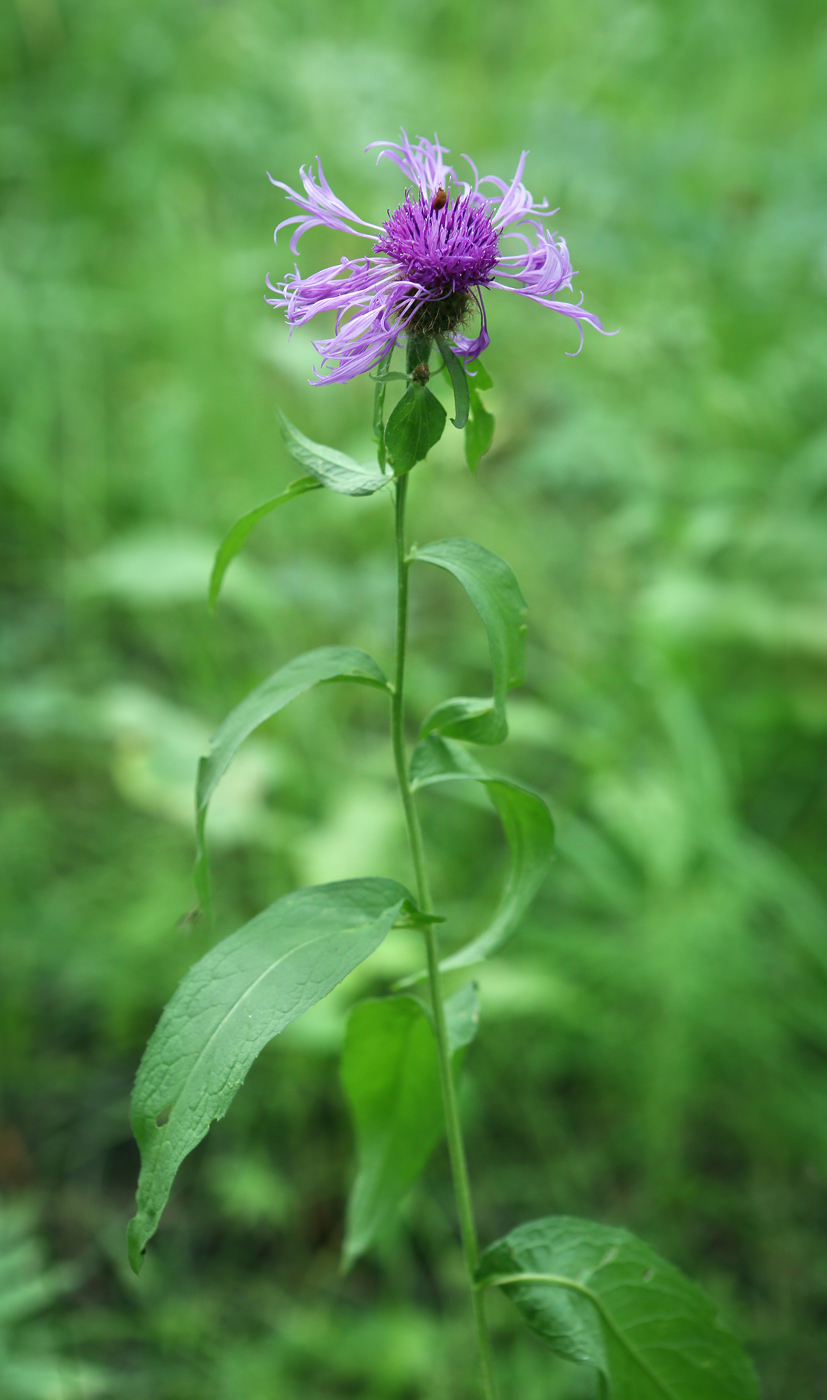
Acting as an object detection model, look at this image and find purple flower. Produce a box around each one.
[266,131,613,386]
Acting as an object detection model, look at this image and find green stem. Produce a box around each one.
[390,472,498,1400]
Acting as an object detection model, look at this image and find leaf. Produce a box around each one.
[402,736,554,977]
[195,647,390,910]
[208,477,321,610]
[410,538,527,744]
[441,978,480,1051]
[476,1217,759,1400]
[372,347,395,471]
[341,983,479,1268]
[465,384,495,472]
[466,359,494,391]
[436,334,470,429]
[128,877,415,1273]
[277,409,389,495]
[462,359,494,470]
[405,333,432,375]
[385,383,447,474]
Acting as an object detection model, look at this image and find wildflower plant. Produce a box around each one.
[128,133,759,1399]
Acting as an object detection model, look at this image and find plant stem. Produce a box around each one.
[390,472,498,1400]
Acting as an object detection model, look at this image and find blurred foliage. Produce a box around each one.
[1,0,826,1394]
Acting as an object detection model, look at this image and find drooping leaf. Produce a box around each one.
[385,383,447,474]
[195,647,390,909]
[128,878,415,1274]
[436,335,470,429]
[462,359,494,470]
[465,384,495,471]
[341,982,479,1268]
[277,410,389,495]
[466,359,494,391]
[410,538,527,744]
[208,477,321,611]
[477,1217,759,1400]
[401,736,554,977]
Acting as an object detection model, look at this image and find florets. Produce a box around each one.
[375,190,499,294]
[372,189,499,337]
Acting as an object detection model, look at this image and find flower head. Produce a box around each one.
[266,131,613,386]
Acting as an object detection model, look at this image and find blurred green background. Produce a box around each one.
[2,0,826,1395]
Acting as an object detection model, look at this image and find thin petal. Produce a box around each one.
[450,291,491,361]
[368,130,466,198]
[268,159,381,252]
[310,302,400,384]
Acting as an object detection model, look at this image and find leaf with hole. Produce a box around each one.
[277,410,389,495]
[411,538,527,745]
[195,647,390,910]
[476,1216,759,1400]
[208,478,321,610]
[398,736,553,979]
[341,982,479,1268]
[128,878,416,1274]
[385,383,447,474]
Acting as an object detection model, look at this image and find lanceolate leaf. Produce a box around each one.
[477,1217,759,1400]
[277,410,389,495]
[341,983,479,1268]
[128,878,414,1274]
[208,477,321,610]
[436,335,470,429]
[466,359,494,391]
[385,383,447,474]
[195,647,390,909]
[405,736,554,976]
[410,539,527,745]
[465,384,495,471]
[373,349,391,471]
[464,359,494,470]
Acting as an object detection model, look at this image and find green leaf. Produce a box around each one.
[128,877,414,1274]
[372,347,395,471]
[208,477,321,611]
[405,333,432,375]
[462,360,494,470]
[436,335,470,429]
[476,1217,759,1400]
[341,982,479,1268]
[466,359,494,391]
[410,538,527,744]
[465,384,495,472]
[277,409,389,495]
[403,736,554,976]
[385,383,447,474]
[195,647,390,910]
[441,978,480,1050]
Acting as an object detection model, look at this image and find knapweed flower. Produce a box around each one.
[266,131,612,385]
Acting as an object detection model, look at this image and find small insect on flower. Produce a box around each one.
[266,130,615,385]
